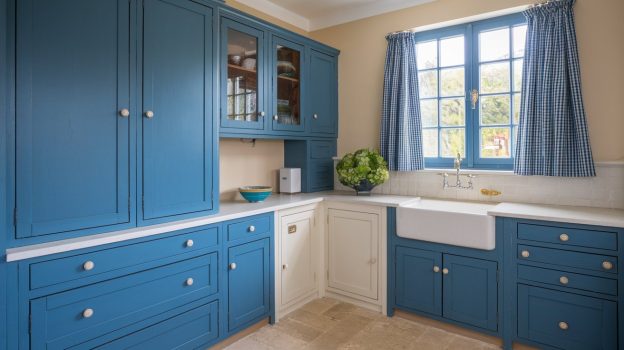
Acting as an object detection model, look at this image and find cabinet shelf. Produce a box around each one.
[228,64,257,75]
[277,75,299,83]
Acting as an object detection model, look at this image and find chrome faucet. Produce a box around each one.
[442,152,475,190]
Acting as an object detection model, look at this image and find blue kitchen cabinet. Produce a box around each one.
[13,0,134,241]
[284,139,337,192]
[140,0,217,224]
[395,246,442,316]
[443,254,498,331]
[228,238,271,332]
[307,49,338,137]
[270,35,306,133]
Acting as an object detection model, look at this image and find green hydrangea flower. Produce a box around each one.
[336,149,390,187]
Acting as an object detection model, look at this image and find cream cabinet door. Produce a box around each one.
[281,209,316,306]
[327,208,379,300]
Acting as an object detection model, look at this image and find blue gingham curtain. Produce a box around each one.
[514,0,595,176]
[380,32,424,171]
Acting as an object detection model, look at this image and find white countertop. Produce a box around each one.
[488,202,624,228]
[5,192,418,262]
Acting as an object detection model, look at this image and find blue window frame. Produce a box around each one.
[415,13,526,170]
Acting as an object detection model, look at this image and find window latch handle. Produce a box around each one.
[470,89,479,109]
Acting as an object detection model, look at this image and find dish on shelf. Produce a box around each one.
[239,186,273,203]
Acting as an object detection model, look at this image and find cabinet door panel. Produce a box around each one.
[308,50,337,135]
[271,36,305,132]
[327,209,378,299]
[443,254,498,331]
[395,246,442,316]
[281,210,315,305]
[15,0,132,238]
[228,238,270,331]
[141,0,214,221]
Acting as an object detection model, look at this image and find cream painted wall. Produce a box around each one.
[310,0,624,161]
[219,139,284,200]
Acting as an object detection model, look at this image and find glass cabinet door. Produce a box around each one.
[271,37,304,132]
[221,19,265,130]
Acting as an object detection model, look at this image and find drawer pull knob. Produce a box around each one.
[521,250,530,258]
[558,321,569,330]
[442,268,449,275]
[602,261,614,270]
[229,262,237,270]
[559,233,569,242]
[185,239,194,248]
[559,276,569,285]
[248,225,255,232]
[282,264,288,270]
[185,278,194,286]
[433,266,440,273]
[82,308,94,319]
[83,261,95,271]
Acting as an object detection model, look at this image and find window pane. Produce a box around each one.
[440,98,465,126]
[440,128,465,157]
[417,40,438,70]
[480,127,511,158]
[418,70,438,98]
[440,67,465,97]
[513,93,521,124]
[440,36,464,67]
[480,28,510,61]
[480,95,510,125]
[420,99,438,127]
[480,62,510,94]
[513,25,527,58]
[423,128,439,157]
[513,59,523,92]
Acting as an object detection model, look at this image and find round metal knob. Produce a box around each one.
[258,111,265,117]
[313,114,318,119]
[559,233,569,242]
[82,308,94,318]
[521,250,530,258]
[185,278,194,286]
[433,266,440,273]
[602,261,614,270]
[229,263,237,270]
[273,115,279,121]
[442,268,449,275]
[185,239,194,248]
[369,258,378,265]
[282,264,288,270]
[248,225,255,232]
[559,276,569,285]
[144,110,154,119]
[558,321,569,330]
[83,261,95,271]
[119,108,130,118]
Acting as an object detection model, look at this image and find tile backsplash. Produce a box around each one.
[333,161,624,209]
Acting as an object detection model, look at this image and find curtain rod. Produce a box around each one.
[529,0,561,8]
[386,30,414,36]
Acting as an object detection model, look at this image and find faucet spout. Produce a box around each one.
[453,153,462,171]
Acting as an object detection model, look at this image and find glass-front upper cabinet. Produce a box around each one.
[221,18,266,130]
[271,36,305,132]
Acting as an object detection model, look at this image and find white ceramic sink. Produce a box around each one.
[396,199,496,250]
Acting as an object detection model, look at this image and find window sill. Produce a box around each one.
[419,168,516,176]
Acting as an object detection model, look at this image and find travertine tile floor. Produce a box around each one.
[224,298,500,350]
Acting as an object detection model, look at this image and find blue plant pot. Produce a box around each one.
[353,180,375,196]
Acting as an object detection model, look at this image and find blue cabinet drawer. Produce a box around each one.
[92,300,218,350]
[517,223,617,251]
[518,285,617,350]
[518,265,617,296]
[29,226,219,290]
[310,140,336,159]
[226,214,271,242]
[30,254,218,349]
[518,244,617,274]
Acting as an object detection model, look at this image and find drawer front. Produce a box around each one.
[31,254,218,349]
[30,226,218,290]
[226,214,271,242]
[518,223,617,251]
[309,140,336,159]
[518,245,617,274]
[517,265,617,296]
[93,300,218,350]
[518,285,617,350]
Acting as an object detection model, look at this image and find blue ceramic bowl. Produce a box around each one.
[239,186,273,203]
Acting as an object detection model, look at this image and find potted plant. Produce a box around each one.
[336,149,390,196]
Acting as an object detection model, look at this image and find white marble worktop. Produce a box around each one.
[488,202,624,228]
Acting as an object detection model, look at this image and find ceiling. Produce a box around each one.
[235,0,436,31]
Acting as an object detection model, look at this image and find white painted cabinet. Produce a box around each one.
[276,204,320,318]
[325,202,386,311]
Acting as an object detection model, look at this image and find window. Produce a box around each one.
[415,13,527,169]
